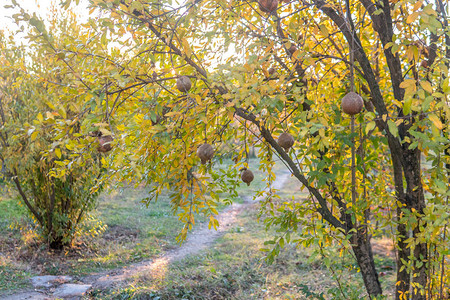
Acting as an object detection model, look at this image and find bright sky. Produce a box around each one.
[1,0,89,33]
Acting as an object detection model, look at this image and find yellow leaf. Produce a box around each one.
[400,79,416,89]
[419,81,432,93]
[406,11,420,24]
[164,111,181,117]
[413,0,423,11]
[94,122,109,127]
[181,38,192,56]
[195,94,202,105]
[46,112,54,120]
[46,101,56,110]
[99,128,112,135]
[58,107,67,119]
[30,131,38,142]
[319,24,329,36]
[429,113,443,130]
[55,148,62,159]
[403,97,413,115]
[227,110,234,121]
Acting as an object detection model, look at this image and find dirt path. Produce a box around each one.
[3,172,290,299]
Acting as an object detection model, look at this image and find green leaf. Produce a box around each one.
[365,121,376,134]
[403,97,412,115]
[29,16,46,33]
[387,119,399,137]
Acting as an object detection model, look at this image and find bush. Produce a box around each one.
[0,17,109,249]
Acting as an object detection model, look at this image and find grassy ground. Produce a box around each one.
[86,175,396,300]
[0,189,34,293]
[0,159,270,293]
[0,159,396,299]
[0,183,209,280]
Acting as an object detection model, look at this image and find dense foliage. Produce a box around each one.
[2,0,449,298]
[0,10,108,249]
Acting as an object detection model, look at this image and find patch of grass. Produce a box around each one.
[1,160,397,299]
[0,159,267,280]
[0,262,33,295]
[51,186,194,275]
[93,175,396,300]
[0,196,27,234]
[94,205,334,299]
[0,195,35,295]
[0,183,190,278]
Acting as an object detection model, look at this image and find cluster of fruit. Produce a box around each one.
[177,73,364,186]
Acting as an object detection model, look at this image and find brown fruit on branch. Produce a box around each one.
[268,67,276,75]
[341,92,364,115]
[259,0,278,13]
[176,76,192,93]
[420,60,428,69]
[97,135,113,153]
[197,143,214,164]
[241,168,254,186]
[278,132,295,151]
[287,45,297,55]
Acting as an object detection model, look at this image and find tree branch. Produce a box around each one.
[234,106,344,229]
[12,168,43,226]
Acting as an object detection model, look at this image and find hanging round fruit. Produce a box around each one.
[176,76,192,93]
[278,132,295,151]
[197,143,214,164]
[259,0,278,13]
[240,168,254,186]
[97,135,114,153]
[341,92,364,115]
[287,44,297,56]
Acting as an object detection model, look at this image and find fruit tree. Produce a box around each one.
[9,0,450,298]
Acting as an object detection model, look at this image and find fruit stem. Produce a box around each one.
[351,115,356,214]
[345,0,356,93]
[244,120,249,166]
[204,105,208,143]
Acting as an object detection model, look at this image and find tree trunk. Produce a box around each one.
[49,236,66,250]
[392,164,430,300]
[351,227,383,297]
[411,235,428,300]
[396,219,411,300]
[403,149,428,300]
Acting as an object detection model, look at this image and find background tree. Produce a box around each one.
[0,8,113,249]
[12,0,449,298]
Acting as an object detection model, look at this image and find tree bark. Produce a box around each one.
[396,218,411,300]
[12,170,44,226]
[403,149,427,300]
[351,227,383,297]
